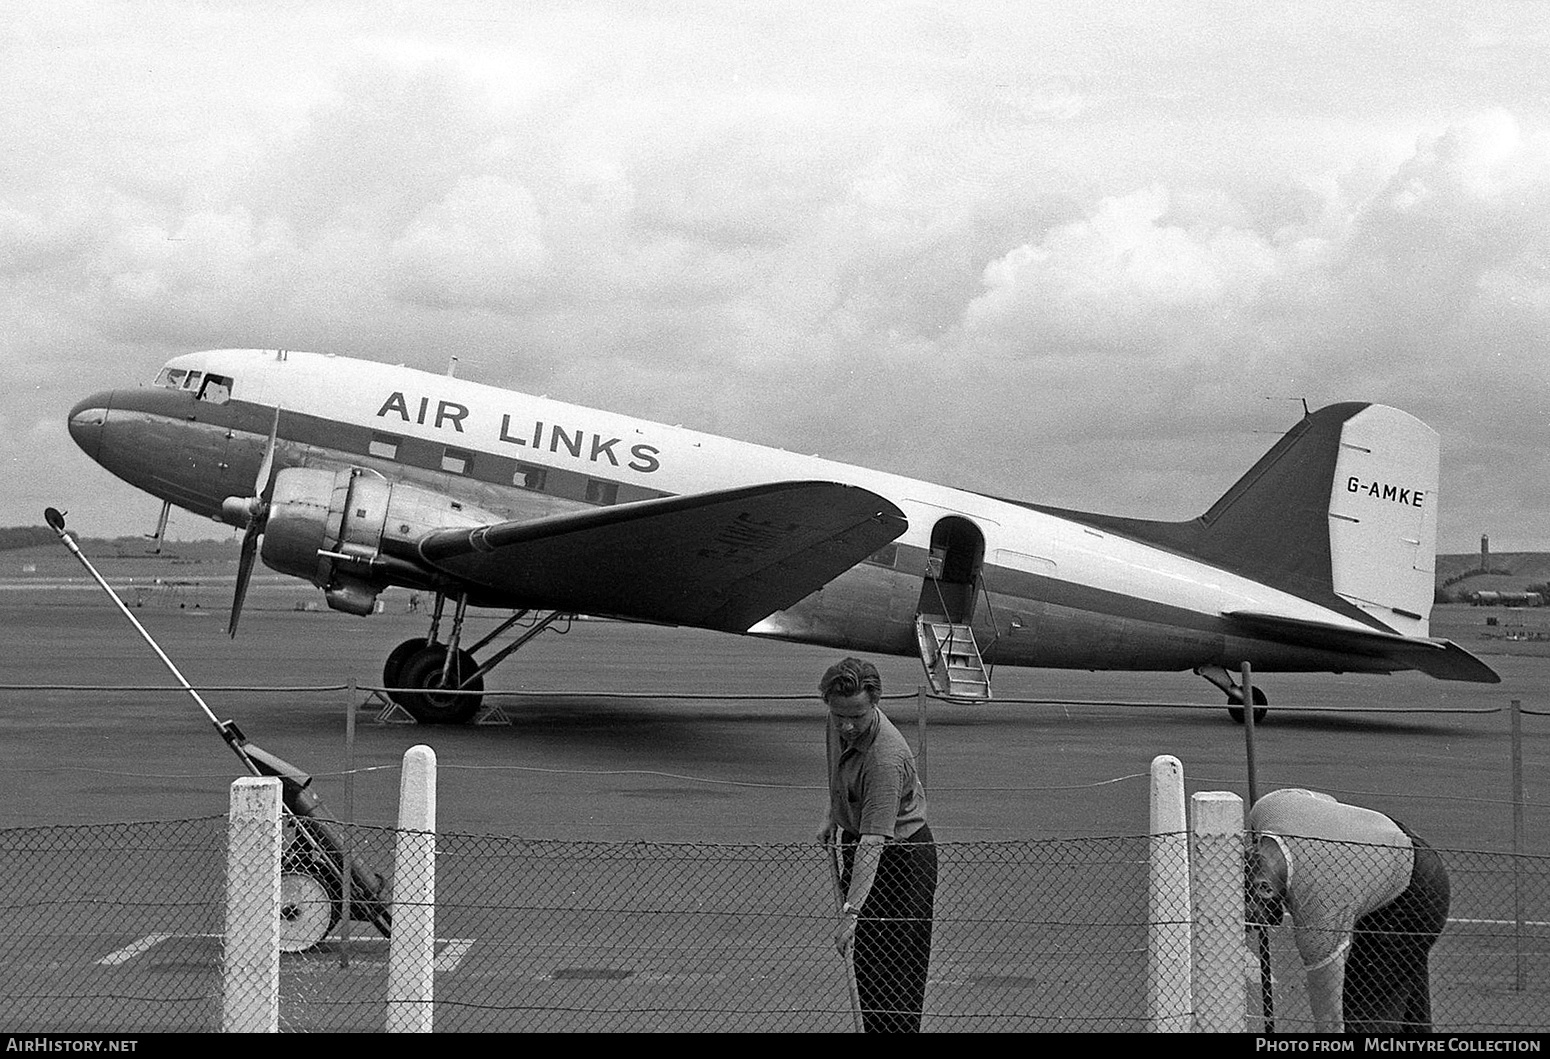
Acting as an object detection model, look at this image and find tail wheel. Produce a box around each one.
[383,637,429,704]
[399,645,485,724]
[1228,686,1269,725]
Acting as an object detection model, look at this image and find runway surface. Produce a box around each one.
[2,597,1547,1032]
[2,599,1545,853]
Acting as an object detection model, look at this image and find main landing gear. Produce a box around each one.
[1195,665,1269,724]
[382,594,569,724]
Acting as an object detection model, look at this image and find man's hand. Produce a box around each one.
[834,912,858,957]
[817,818,836,845]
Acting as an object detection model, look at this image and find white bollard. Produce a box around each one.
[223,776,281,1033]
[1190,791,1246,1032]
[387,744,437,1032]
[1147,755,1191,1032]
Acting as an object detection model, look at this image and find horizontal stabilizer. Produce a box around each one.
[1224,610,1500,683]
[417,481,907,632]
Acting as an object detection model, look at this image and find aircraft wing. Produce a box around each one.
[415,481,908,631]
[1223,610,1501,683]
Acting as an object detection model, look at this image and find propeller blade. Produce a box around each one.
[229,521,260,638]
[229,406,281,638]
[254,406,280,499]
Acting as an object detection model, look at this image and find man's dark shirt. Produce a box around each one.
[828,708,928,839]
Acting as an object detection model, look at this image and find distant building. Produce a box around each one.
[1469,590,1546,608]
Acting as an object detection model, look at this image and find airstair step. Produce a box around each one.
[915,614,992,701]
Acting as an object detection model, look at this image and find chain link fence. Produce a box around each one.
[1,817,1545,1032]
[1246,829,1449,1033]
[1250,842,1550,1034]
[0,818,226,1031]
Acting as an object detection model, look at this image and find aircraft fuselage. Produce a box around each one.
[67,348,1443,680]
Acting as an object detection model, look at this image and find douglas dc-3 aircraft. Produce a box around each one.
[67,348,1498,724]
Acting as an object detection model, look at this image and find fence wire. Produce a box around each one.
[0,820,1545,1032]
[1248,841,1550,1034]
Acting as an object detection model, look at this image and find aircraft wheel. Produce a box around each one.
[279,871,340,952]
[1228,686,1269,725]
[399,645,484,724]
[382,637,427,704]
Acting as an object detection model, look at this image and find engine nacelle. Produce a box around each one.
[261,467,498,615]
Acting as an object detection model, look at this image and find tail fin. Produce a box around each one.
[1194,402,1438,636]
[1029,403,1438,634]
[1017,402,1496,680]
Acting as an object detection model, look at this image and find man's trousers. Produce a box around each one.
[1343,827,1450,1034]
[840,824,937,1033]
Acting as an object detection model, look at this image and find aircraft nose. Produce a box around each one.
[68,391,114,461]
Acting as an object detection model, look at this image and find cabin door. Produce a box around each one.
[913,516,993,700]
[915,515,985,622]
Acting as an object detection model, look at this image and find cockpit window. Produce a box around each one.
[155,367,188,388]
[197,374,232,404]
[181,370,203,391]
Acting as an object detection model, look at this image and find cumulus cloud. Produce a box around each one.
[1341,112,1550,330]
[0,195,98,274]
[4,5,1549,547]
[961,112,1550,391]
[70,205,304,351]
[964,185,1283,359]
[387,175,549,310]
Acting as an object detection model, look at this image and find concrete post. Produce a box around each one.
[1147,755,1191,1032]
[387,744,437,1032]
[223,776,281,1033]
[1190,791,1246,1032]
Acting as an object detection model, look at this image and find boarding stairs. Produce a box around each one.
[915,617,992,701]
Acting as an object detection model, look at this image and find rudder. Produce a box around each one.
[1324,405,1438,636]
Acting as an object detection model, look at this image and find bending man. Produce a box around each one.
[817,657,937,1033]
[1246,788,1451,1033]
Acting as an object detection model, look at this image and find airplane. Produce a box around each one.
[66,348,1499,724]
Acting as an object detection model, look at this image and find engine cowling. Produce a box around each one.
[261,467,498,614]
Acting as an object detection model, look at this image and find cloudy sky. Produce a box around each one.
[4,1,1547,552]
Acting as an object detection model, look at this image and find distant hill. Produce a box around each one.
[1435,552,1550,602]
[0,526,67,551]
[0,525,236,561]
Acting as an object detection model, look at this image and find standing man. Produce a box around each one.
[1245,788,1451,1034]
[816,657,936,1033]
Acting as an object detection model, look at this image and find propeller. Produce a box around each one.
[226,406,281,638]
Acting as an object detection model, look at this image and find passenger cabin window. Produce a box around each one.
[369,434,399,460]
[442,448,472,475]
[585,479,619,506]
[514,463,547,491]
